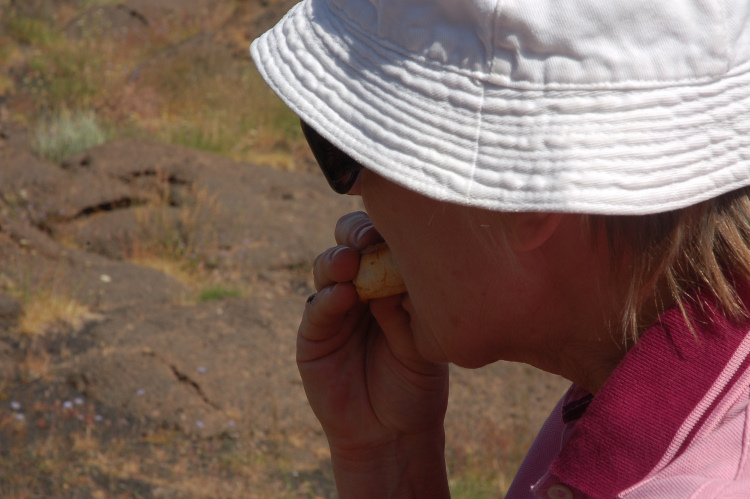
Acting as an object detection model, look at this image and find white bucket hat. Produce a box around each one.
[250,0,750,215]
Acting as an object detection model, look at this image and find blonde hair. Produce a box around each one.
[589,186,750,342]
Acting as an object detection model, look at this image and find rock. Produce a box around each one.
[64,296,321,443]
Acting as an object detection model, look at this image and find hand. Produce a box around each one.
[298,211,450,497]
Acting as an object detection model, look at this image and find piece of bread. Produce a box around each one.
[353,242,406,301]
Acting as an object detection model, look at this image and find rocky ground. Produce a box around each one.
[0,1,570,497]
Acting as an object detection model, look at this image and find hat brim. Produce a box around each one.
[251,0,750,215]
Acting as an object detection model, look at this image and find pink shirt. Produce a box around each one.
[507,284,750,499]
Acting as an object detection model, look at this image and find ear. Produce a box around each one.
[511,212,565,252]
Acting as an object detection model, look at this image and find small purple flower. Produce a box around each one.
[74,397,84,405]
[14,413,24,421]
[10,401,21,411]
[196,420,204,429]
[197,366,207,374]
[63,400,74,410]
[136,389,146,396]
[94,414,103,422]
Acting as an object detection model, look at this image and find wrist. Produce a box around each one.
[329,430,449,499]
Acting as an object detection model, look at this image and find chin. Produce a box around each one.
[454,357,497,370]
[443,341,504,369]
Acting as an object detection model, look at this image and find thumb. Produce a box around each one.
[369,294,429,368]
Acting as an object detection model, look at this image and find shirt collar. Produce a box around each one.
[549,284,750,498]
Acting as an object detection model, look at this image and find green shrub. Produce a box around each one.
[32,109,108,162]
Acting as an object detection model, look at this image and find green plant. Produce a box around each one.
[161,116,239,156]
[80,0,123,7]
[450,474,504,499]
[2,11,58,46]
[197,285,241,302]
[32,109,108,162]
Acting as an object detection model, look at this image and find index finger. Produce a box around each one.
[298,282,363,354]
[334,211,383,250]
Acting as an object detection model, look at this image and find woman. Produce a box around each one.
[250,0,750,497]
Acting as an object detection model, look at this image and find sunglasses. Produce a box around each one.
[300,120,363,194]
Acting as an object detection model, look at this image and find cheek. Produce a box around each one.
[405,263,475,334]
[406,283,498,366]
[360,171,399,237]
[405,245,518,364]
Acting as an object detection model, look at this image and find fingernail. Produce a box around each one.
[328,246,347,263]
[354,223,373,244]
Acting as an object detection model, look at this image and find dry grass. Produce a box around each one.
[19,290,93,337]
[124,177,258,304]
[127,251,198,286]
[0,256,96,339]
[127,180,225,288]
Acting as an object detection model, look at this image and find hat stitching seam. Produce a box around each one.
[291,19,488,158]
[308,6,750,111]
[308,24,750,140]
[311,16,750,143]
[477,110,748,148]
[293,28,748,161]
[261,29,445,188]
[720,0,731,71]
[321,0,746,91]
[270,33,747,183]
[270,32,748,176]
[466,85,487,202]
